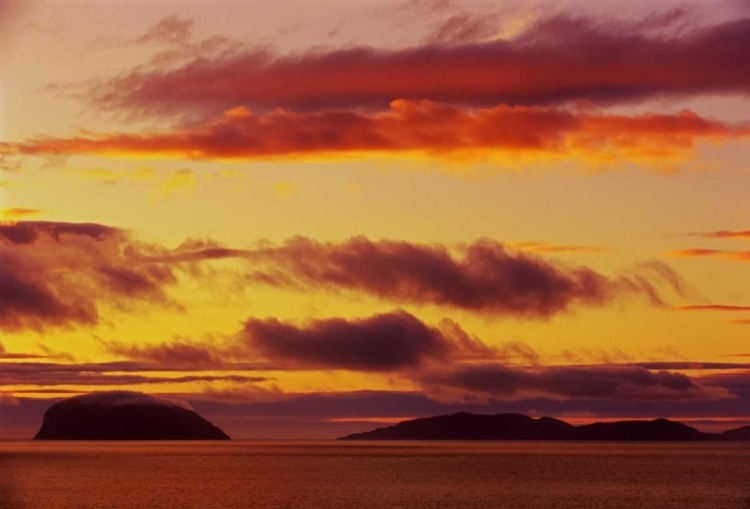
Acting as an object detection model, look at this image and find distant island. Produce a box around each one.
[338,413,750,441]
[34,391,230,440]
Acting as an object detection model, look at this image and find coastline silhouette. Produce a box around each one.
[339,412,750,441]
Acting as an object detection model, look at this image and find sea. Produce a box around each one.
[1,441,749,509]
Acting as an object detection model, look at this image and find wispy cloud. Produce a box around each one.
[141,237,687,317]
[86,13,750,114]
[507,241,607,255]
[675,304,750,311]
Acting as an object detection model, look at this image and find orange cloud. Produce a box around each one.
[1,208,44,220]
[3,101,746,168]
[507,241,607,255]
[666,249,750,262]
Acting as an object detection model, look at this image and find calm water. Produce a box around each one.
[1,441,749,509]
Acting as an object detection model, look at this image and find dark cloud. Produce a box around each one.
[116,237,688,317]
[0,360,267,387]
[107,339,229,369]
[105,311,496,372]
[0,221,119,245]
[5,224,682,329]
[86,14,750,115]
[629,362,750,370]
[0,221,176,331]
[420,363,731,401]
[237,238,686,317]
[240,310,492,372]
[698,371,750,400]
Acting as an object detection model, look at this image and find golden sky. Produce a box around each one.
[1,0,749,438]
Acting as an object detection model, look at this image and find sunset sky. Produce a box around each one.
[1,0,749,439]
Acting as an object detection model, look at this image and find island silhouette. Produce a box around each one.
[34,391,229,440]
[338,413,750,441]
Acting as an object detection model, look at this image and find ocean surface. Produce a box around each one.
[1,441,749,509]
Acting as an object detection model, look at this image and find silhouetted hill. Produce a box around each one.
[339,413,576,440]
[720,426,750,441]
[575,418,705,441]
[34,392,229,440]
[338,413,750,441]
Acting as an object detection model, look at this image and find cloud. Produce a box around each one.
[0,223,688,330]
[18,232,682,320]
[240,310,493,372]
[420,363,733,402]
[507,241,607,255]
[3,102,745,168]
[85,14,750,115]
[135,14,195,46]
[0,360,268,387]
[667,248,750,262]
[689,230,750,240]
[675,304,750,311]
[0,221,178,331]
[0,208,44,220]
[414,3,696,47]
[730,319,750,325]
[235,238,685,317]
[667,248,723,258]
[425,9,507,46]
[105,311,503,373]
[0,340,46,360]
[0,221,117,244]
[628,361,750,370]
[106,338,237,369]
[133,237,686,316]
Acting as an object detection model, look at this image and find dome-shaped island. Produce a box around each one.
[34,391,229,440]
